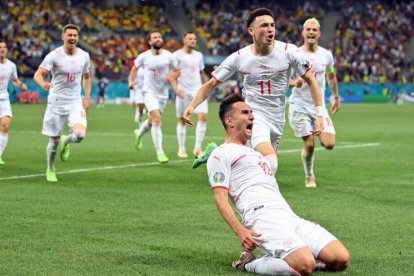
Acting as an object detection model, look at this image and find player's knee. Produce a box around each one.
[198,113,207,122]
[294,258,316,275]
[332,250,350,271]
[0,123,9,133]
[321,142,335,150]
[152,120,161,126]
[73,129,86,143]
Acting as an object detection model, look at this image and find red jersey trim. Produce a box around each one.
[300,65,313,78]
[212,74,223,83]
[231,155,247,168]
[212,186,229,190]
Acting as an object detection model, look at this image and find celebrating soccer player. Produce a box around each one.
[34,24,92,182]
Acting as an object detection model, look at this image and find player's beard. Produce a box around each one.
[152,42,163,50]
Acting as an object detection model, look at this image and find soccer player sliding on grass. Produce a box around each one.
[207,92,350,275]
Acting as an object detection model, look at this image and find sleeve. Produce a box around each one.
[39,52,54,72]
[326,50,335,74]
[83,53,91,74]
[207,148,231,190]
[134,55,143,68]
[289,49,312,78]
[199,52,205,71]
[211,52,238,82]
[11,63,18,81]
[170,53,179,70]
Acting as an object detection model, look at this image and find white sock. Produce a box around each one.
[246,256,300,276]
[151,123,163,154]
[137,120,151,138]
[301,148,314,177]
[135,107,141,122]
[46,141,59,171]
[0,133,8,157]
[195,121,207,150]
[177,123,186,152]
[264,154,278,174]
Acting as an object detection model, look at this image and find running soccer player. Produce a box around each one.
[130,66,146,125]
[184,8,324,172]
[172,32,207,158]
[207,92,349,275]
[34,24,92,182]
[288,18,341,188]
[128,30,179,163]
[0,41,28,165]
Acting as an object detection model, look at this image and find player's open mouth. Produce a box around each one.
[69,40,76,44]
[247,123,253,131]
[267,34,274,40]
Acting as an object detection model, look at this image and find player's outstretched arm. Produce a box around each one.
[302,71,323,135]
[33,67,53,91]
[183,77,219,126]
[214,188,261,252]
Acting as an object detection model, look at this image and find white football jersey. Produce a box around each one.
[290,46,334,108]
[0,59,18,100]
[134,49,179,100]
[207,143,293,219]
[212,41,311,124]
[173,49,205,95]
[40,46,91,105]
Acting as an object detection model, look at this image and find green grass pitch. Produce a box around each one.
[0,102,413,275]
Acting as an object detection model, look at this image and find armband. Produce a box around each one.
[326,66,335,74]
[315,106,323,116]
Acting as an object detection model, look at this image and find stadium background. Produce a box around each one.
[1,0,413,104]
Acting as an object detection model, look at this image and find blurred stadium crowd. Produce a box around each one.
[0,0,413,85]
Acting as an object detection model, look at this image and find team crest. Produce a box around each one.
[303,60,311,69]
[213,172,225,184]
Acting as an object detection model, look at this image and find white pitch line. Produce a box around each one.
[0,142,381,181]
[279,142,382,154]
[0,159,189,181]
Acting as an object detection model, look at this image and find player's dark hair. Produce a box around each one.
[62,24,80,34]
[219,93,245,130]
[245,7,274,28]
[183,31,195,38]
[147,30,161,41]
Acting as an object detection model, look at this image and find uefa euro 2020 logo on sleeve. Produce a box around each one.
[213,172,225,184]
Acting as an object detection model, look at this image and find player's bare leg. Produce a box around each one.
[316,240,350,271]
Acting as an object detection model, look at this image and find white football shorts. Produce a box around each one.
[248,114,284,152]
[289,105,335,137]
[130,87,145,105]
[244,206,337,259]
[42,102,87,137]
[0,99,12,118]
[144,92,167,113]
[176,93,208,118]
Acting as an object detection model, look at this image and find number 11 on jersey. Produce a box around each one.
[258,80,271,95]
